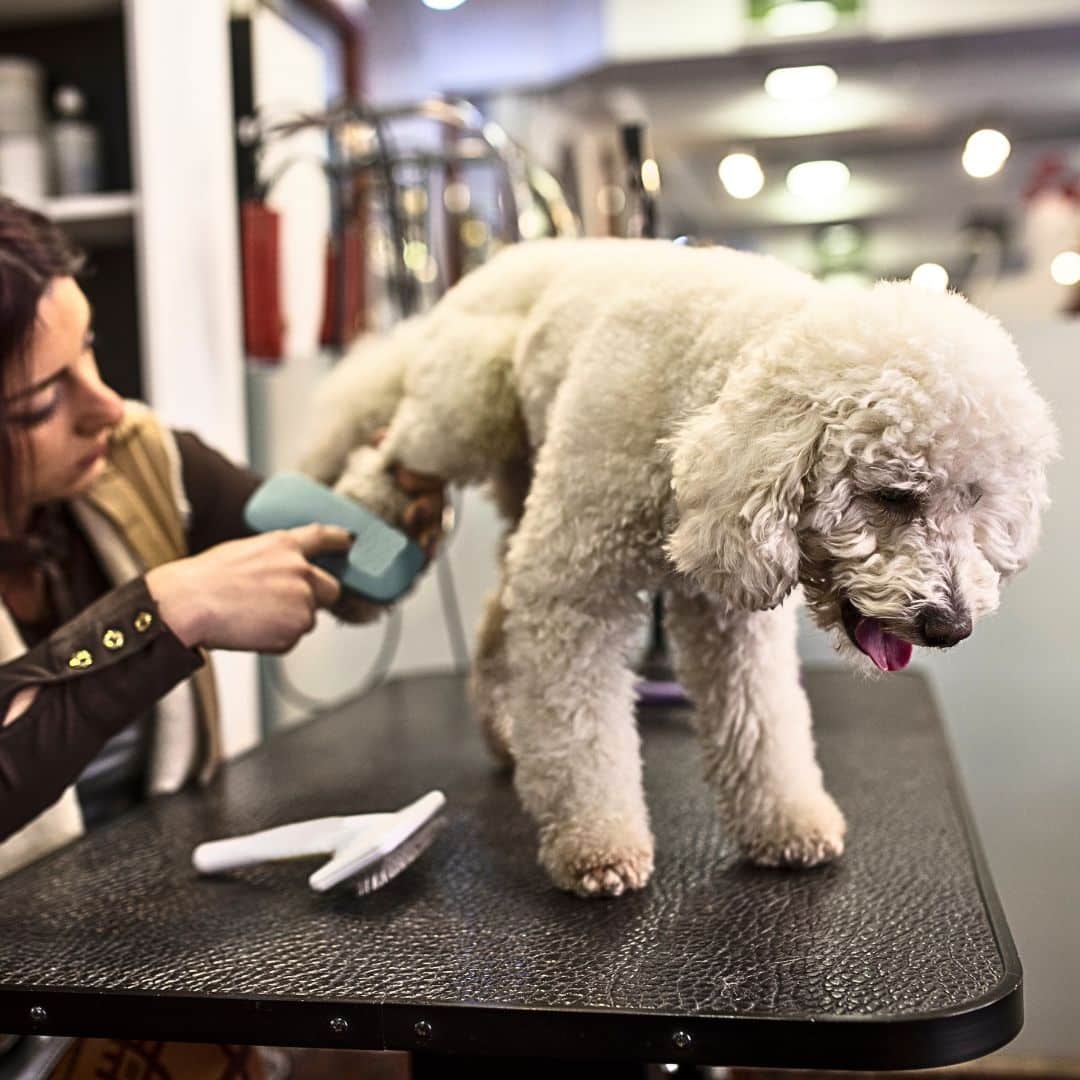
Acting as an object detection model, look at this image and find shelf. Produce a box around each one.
[45,191,136,245]
[45,190,134,221]
[0,0,118,26]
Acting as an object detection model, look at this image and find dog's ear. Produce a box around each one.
[976,463,1051,581]
[666,367,821,611]
[976,395,1058,581]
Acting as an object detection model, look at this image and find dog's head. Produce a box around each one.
[666,281,1059,675]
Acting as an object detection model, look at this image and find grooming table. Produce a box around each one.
[0,671,1020,1072]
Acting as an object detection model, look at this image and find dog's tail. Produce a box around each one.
[297,317,424,485]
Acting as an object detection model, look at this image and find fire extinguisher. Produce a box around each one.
[239,181,286,363]
[319,210,365,349]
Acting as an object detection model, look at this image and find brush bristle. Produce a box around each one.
[352,814,446,896]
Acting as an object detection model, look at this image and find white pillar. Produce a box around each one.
[125,0,258,756]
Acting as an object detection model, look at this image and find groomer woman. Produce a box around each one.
[0,195,442,875]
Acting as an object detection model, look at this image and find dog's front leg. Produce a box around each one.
[666,589,846,867]
[503,591,655,898]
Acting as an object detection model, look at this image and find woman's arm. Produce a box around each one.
[0,525,350,842]
[0,578,203,841]
[173,430,262,553]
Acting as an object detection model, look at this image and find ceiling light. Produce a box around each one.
[518,206,548,239]
[443,181,471,215]
[817,222,862,259]
[399,186,428,217]
[911,262,949,292]
[786,160,850,200]
[719,153,765,199]
[461,218,489,248]
[764,64,838,101]
[422,0,468,9]
[1050,250,1080,286]
[403,240,429,271]
[962,129,1011,179]
[641,158,662,194]
[762,1,839,36]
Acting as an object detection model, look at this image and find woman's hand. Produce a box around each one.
[146,524,352,653]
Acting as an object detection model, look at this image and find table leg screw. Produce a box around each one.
[671,1030,692,1050]
[329,1016,348,1035]
[29,1006,47,1025]
[414,1020,433,1040]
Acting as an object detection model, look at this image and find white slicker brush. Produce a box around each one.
[192,791,446,895]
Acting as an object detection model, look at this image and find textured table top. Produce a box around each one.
[0,670,1020,1069]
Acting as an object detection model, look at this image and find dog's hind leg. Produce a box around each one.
[664,589,846,868]
[469,456,533,768]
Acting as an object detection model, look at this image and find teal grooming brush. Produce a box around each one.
[244,472,426,603]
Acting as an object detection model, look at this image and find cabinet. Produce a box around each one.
[0,0,257,756]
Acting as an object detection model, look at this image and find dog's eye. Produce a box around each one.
[869,488,924,519]
[872,488,920,510]
[967,484,984,508]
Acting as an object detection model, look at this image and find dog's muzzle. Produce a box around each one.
[841,599,973,672]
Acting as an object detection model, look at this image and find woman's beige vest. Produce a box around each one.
[0,402,221,877]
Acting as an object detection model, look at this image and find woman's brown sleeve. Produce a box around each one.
[173,430,263,553]
[0,578,202,842]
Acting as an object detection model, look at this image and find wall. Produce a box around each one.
[365,0,605,105]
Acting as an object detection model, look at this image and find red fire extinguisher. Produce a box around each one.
[240,195,286,363]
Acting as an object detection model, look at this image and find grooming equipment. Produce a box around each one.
[192,790,446,895]
[244,472,426,603]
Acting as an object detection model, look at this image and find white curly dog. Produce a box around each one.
[301,238,1058,899]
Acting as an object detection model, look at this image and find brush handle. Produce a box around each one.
[192,814,389,874]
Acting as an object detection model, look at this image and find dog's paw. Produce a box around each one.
[540,825,655,899]
[739,793,847,869]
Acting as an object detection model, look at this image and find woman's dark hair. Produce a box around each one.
[0,196,85,530]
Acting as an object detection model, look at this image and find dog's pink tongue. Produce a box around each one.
[854,617,913,672]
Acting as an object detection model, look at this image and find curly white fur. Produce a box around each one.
[300,238,1058,899]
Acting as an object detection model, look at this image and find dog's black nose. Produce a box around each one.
[919,606,972,647]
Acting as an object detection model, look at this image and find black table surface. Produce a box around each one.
[0,670,1020,1070]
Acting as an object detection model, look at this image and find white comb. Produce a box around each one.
[192,791,446,895]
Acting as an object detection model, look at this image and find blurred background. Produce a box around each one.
[1,0,1076,1069]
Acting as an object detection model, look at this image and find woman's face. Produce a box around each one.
[5,277,124,516]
